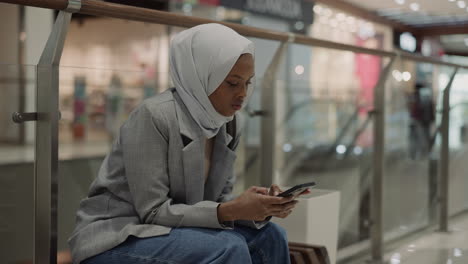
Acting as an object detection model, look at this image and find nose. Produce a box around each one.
[238,83,248,98]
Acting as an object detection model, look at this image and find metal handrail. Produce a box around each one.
[2,0,468,69]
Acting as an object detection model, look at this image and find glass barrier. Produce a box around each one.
[0,63,36,263]
[446,69,468,216]
[382,61,442,242]
[263,47,376,250]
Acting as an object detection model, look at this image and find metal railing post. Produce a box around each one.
[260,41,289,187]
[370,56,396,263]
[438,67,458,232]
[34,1,80,263]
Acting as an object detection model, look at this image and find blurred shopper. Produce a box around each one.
[69,23,307,264]
[408,82,435,159]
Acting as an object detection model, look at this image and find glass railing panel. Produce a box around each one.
[382,61,443,242]
[269,47,377,250]
[445,69,468,216]
[0,63,36,263]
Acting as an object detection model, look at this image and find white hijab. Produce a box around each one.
[169,23,254,138]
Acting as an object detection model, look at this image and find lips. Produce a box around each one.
[232,104,242,110]
[232,101,243,111]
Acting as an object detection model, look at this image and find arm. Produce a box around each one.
[216,118,270,229]
[121,104,228,229]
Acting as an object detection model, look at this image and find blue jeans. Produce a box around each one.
[82,222,290,264]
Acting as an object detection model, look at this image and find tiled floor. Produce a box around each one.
[382,213,468,264]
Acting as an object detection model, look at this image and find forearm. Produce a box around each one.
[152,199,231,229]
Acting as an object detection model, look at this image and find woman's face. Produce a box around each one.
[209,54,254,117]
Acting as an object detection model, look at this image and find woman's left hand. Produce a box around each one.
[266,184,302,219]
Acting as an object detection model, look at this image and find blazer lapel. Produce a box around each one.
[204,124,237,201]
[174,92,205,205]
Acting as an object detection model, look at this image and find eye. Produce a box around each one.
[226,81,238,87]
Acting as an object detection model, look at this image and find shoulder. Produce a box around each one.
[142,89,176,116]
[123,89,177,137]
[130,89,178,124]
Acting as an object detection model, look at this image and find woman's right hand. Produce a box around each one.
[218,186,298,222]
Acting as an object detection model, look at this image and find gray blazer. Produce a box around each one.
[68,88,267,264]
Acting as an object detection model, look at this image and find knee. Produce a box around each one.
[222,232,250,251]
[263,222,288,244]
[218,232,250,260]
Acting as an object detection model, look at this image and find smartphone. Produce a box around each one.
[277,182,316,197]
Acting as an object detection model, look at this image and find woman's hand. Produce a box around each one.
[217,186,297,222]
[267,184,311,218]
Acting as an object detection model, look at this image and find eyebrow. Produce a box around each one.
[229,74,255,80]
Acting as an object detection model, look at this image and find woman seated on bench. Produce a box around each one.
[69,23,309,264]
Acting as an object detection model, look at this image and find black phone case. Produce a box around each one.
[277,182,315,197]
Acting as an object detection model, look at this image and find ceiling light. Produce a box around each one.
[353,147,363,155]
[392,70,403,82]
[313,5,322,14]
[458,0,466,8]
[402,71,412,81]
[295,65,305,75]
[336,145,347,154]
[449,0,456,2]
[395,0,405,4]
[410,3,420,11]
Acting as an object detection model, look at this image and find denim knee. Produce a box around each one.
[218,232,251,262]
[264,222,288,244]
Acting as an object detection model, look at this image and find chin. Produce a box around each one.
[222,110,236,117]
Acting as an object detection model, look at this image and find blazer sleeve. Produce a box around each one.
[120,104,230,229]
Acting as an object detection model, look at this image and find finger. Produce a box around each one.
[261,195,295,205]
[299,188,311,195]
[271,210,292,218]
[268,200,298,211]
[269,184,283,196]
[251,186,269,195]
[268,206,295,215]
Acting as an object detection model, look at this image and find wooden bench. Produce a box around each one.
[289,242,330,264]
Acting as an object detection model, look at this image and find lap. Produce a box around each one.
[83,222,287,264]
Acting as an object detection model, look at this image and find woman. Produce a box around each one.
[69,23,305,264]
